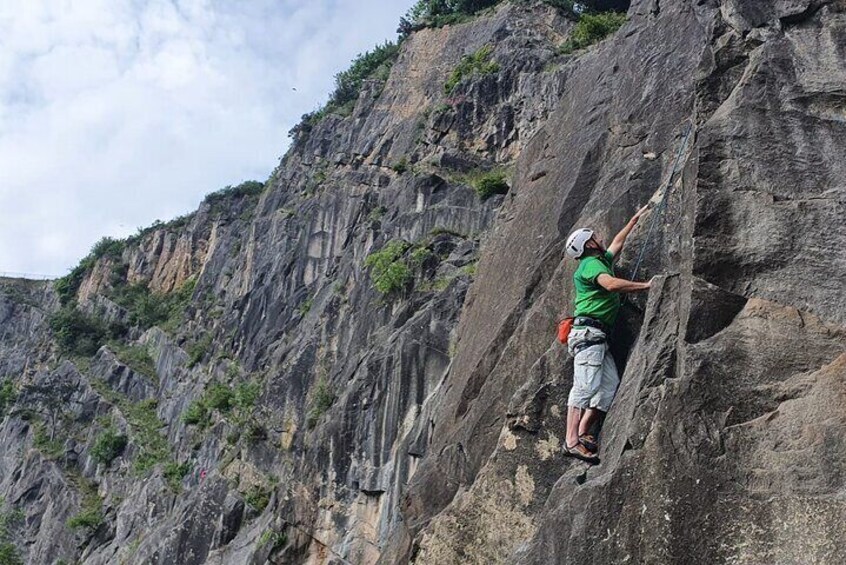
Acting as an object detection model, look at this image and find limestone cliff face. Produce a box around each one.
[1,1,845,564]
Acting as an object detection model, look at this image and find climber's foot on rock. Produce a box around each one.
[565,442,599,464]
[579,434,598,453]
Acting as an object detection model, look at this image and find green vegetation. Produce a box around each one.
[205,384,233,412]
[332,42,400,110]
[298,297,314,317]
[111,343,157,380]
[55,260,93,306]
[0,498,23,565]
[54,238,120,306]
[187,335,213,368]
[66,480,103,532]
[122,399,171,475]
[444,45,499,94]
[125,215,192,248]
[410,246,433,266]
[234,381,261,412]
[90,237,126,260]
[49,305,125,357]
[559,11,627,54]
[182,378,261,430]
[290,42,401,139]
[391,157,409,174]
[0,539,22,565]
[470,169,510,200]
[33,421,64,459]
[90,381,174,477]
[397,0,595,36]
[181,400,210,427]
[90,427,127,466]
[367,206,387,225]
[109,277,196,333]
[0,380,16,419]
[421,260,478,293]
[243,484,271,513]
[365,240,413,295]
[163,461,192,491]
[399,0,504,33]
[244,420,267,444]
[429,226,467,238]
[306,379,335,429]
[203,180,265,216]
[258,529,288,553]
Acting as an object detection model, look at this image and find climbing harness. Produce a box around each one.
[630,122,695,281]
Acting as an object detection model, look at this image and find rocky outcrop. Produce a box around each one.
[1,0,845,564]
[383,0,846,562]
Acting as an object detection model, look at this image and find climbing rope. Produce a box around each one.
[629,122,695,282]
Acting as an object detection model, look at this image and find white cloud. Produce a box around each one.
[0,0,416,276]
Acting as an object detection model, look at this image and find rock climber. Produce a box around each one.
[563,206,652,463]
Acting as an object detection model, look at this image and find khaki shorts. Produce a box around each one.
[567,327,619,412]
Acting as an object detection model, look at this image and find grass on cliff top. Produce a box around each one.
[559,11,627,54]
[53,176,261,307]
[290,42,400,139]
[400,0,505,33]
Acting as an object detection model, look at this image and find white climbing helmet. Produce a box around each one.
[565,228,594,259]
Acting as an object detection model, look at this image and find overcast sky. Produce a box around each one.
[0,0,415,277]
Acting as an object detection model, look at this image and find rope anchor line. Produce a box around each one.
[630,122,695,282]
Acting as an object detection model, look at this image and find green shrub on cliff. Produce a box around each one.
[109,277,196,333]
[49,306,125,357]
[243,484,271,512]
[181,399,210,427]
[444,45,499,94]
[306,378,335,429]
[187,335,212,368]
[0,381,16,419]
[54,237,128,305]
[163,461,192,490]
[0,498,23,565]
[111,343,157,380]
[472,169,509,200]
[559,11,627,54]
[90,427,127,466]
[66,481,103,532]
[365,240,413,295]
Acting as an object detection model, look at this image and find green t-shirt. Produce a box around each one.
[573,250,620,328]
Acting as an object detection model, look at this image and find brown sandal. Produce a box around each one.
[579,434,598,453]
[565,442,599,464]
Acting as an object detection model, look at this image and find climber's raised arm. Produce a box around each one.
[596,273,651,293]
[608,204,648,259]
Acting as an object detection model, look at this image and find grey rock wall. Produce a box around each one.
[1,1,844,564]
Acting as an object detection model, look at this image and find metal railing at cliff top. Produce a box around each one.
[0,272,58,281]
